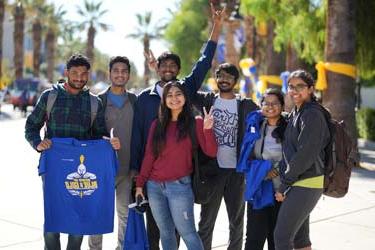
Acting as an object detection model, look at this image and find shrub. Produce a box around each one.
[356,108,375,140]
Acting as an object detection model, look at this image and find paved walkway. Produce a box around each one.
[0,104,374,249]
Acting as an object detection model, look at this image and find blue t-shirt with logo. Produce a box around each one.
[39,137,118,235]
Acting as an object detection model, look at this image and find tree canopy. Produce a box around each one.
[164,0,209,77]
[356,0,375,79]
[240,0,325,64]
[241,0,375,80]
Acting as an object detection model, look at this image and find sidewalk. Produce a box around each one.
[0,104,374,249]
[211,140,375,250]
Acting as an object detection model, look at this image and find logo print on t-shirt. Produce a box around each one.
[213,109,238,147]
[65,155,98,198]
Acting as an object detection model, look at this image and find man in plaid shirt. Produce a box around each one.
[25,54,120,250]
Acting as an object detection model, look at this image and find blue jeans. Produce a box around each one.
[44,232,83,250]
[147,176,203,250]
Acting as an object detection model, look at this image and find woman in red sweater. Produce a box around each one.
[135,81,217,250]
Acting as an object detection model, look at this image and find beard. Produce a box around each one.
[217,82,234,93]
[67,79,87,90]
[112,81,126,87]
[160,75,177,83]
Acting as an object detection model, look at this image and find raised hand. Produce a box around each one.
[144,49,157,71]
[203,106,214,130]
[210,1,226,25]
[209,1,226,42]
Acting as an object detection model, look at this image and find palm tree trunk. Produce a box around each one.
[32,20,42,77]
[323,0,357,145]
[266,20,284,75]
[255,28,267,74]
[244,15,255,58]
[86,24,95,65]
[225,19,241,66]
[0,0,5,79]
[222,0,240,66]
[13,3,25,80]
[46,29,55,83]
[143,34,150,87]
[286,42,307,71]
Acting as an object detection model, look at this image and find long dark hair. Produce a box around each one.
[261,88,287,142]
[152,81,195,157]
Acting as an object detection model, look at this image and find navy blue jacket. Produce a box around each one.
[130,40,217,172]
[279,101,330,193]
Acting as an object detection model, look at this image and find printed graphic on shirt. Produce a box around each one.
[65,155,98,198]
[213,109,238,147]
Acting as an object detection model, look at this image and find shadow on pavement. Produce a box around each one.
[0,111,13,121]
[359,151,375,165]
[352,166,375,179]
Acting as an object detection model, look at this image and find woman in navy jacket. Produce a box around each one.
[274,70,330,250]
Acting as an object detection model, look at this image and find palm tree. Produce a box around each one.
[77,0,108,65]
[265,20,285,75]
[26,0,49,77]
[0,0,5,80]
[127,12,163,86]
[223,0,241,66]
[45,4,67,82]
[243,15,255,58]
[13,1,25,80]
[323,0,357,144]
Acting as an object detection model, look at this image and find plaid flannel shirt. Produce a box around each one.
[25,84,108,150]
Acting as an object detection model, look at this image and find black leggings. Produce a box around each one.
[274,186,322,250]
[245,202,281,250]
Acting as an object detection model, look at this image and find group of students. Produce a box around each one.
[24,3,331,250]
[239,71,330,250]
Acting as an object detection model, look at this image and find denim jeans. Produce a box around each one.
[147,176,203,250]
[44,232,83,250]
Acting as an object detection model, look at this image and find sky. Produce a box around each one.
[49,0,180,75]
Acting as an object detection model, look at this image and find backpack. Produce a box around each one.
[46,89,98,127]
[189,116,217,204]
[311,105,358,198]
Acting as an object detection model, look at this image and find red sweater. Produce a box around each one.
[136,117,217,188]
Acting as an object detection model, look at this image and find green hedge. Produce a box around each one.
[356,108,375,140]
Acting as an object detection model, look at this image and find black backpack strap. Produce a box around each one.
[89,94,98,127]
[46,89,58,121]
[99,92,108,109]
[128,92,137,108]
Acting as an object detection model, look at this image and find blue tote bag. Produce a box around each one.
[123,204,149,250]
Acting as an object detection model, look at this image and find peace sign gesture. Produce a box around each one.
[210,1,226,25]
[203,107,214,130]
[144,49,157,71]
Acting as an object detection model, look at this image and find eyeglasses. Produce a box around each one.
[216,73,235,82]
[261,101,281,107]
[287,83,309,92]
